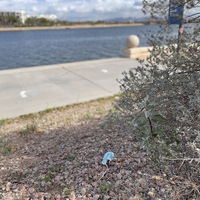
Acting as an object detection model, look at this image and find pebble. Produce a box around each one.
[137,170,142,175]
[6,182,12,192]
[147,191,155,198]
[93,194,100,200]
[161,188,165,193]
[40,181,46,187]
[115,180,121,187]
[136,186,143,192]
[55,194,62,200]
[116,173,122,179]
[81,188,87,195]
[104,195,111,200]
[55,175,61,181]
[129,194,142,200]
[69,191,76,200]
[2,185,6,191]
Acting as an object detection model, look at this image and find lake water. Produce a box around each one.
[0,25,161,70]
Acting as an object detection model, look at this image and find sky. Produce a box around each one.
[0,0,144,21]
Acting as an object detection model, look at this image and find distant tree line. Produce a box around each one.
[24,17,56,27]
[0,15,58,27]
[0,14,21,26]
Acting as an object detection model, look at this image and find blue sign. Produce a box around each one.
[169,0,183,25]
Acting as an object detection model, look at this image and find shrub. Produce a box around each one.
[116,24,200,165]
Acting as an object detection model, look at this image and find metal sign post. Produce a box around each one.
[169,0,184,51]
[169,0,184,25]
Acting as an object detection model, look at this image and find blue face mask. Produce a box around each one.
[102,151,115,166]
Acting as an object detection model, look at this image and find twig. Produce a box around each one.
[163,157,200,163]
[178,160,185,170]
[147,117,154,136]
[98,164,109,182]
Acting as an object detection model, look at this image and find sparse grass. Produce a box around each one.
[43,173,56,182]
[17,121,39,135]
[0,119,7,126]
[39,172,56,183]
[82,113,94,120]
[0,137,16,155]
[0,96,116,135]
[74,162,81,168]
[49,164,60,173]
[65,153,76,162]
[99,183,113,193]
[63,188,73,196]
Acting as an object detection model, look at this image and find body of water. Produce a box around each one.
[0,25,161,70]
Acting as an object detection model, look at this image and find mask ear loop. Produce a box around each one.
[98,162,109,182]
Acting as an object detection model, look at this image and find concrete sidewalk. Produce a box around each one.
[0,58,139,120]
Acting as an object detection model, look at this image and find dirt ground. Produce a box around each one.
[0,97,199,199]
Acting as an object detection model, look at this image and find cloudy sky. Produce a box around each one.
[0,0,144,21]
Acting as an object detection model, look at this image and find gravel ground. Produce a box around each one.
[0,97,199,200]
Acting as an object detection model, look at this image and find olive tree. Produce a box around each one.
[116,0,200,187]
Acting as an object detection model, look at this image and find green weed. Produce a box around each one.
[99,183,112,193]
[0,138,16,155]
[65,153,76,162]
[17,122,38,135]
[64,188,73,196]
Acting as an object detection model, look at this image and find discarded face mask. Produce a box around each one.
[102,151,115,166]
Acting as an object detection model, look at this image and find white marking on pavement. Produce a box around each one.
[101,69,108,73]
[20,91,27,98]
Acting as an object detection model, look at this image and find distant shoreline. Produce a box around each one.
[0,23,145,32]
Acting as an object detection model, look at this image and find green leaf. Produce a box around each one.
[133,115,146,123]
[144,111,152,119]
[152,114,166,122]
[144,95,149,103]
[148,101,157,107]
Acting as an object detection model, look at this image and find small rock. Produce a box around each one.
[116,173,122,179]
[170,180,176,185]
[147,191,155,198]
[33,167,38,172]
[153,176,163,182]
[76,196,83,200]
[40,181,46,187]
[129,194,142,200]
[55,194,62,200]
[92,182,98,187]
[6,182,12,191]
[161,188,165,193]
[93,194,100,200]
[69,191,76,200]
[165,184,169,188]
[81,188,86,196]
[2,185,6,191]
[135,186,143,192]
[137,171,142,175]
[55,175,61,181]
[115,180,121,187]
[44,193,52,199]
[104,195,111,200]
